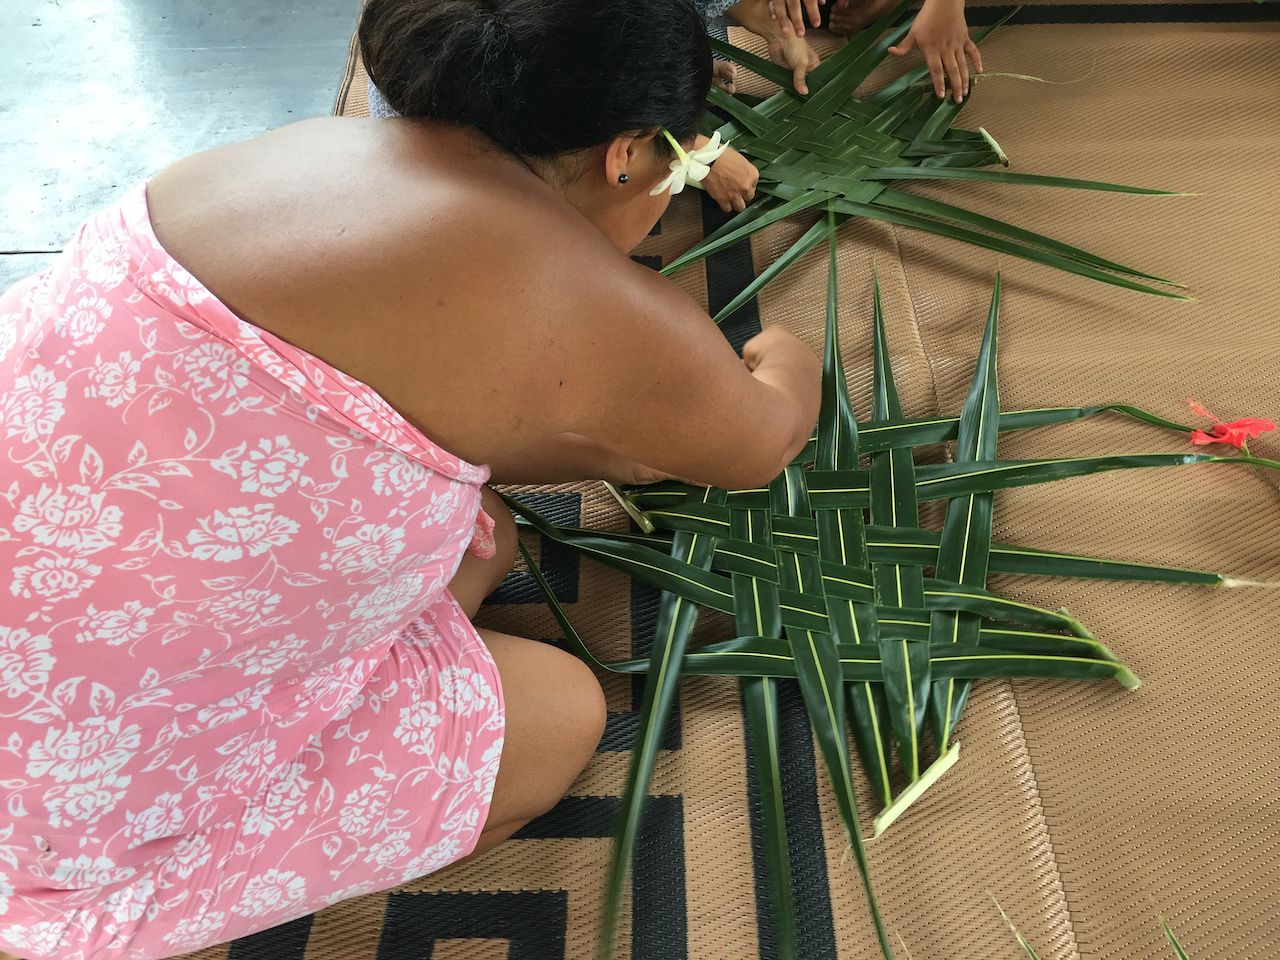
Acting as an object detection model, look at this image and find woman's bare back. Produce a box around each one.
[148,116,817,490]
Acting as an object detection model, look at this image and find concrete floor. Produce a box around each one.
[0,0,358,290]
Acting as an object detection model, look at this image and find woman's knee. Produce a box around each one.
[481,633,606,825]
[559,650,607,761]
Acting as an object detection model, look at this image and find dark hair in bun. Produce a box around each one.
[358,0,712,157]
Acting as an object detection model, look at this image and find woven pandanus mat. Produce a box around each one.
[178,8,1279,959]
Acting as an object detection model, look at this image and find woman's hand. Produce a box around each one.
[767,30,822,96]
[768,0,824,36]
[726,0,821,95]
[887,0,982,103]
[701,142,759,213]
[742,326,819,381]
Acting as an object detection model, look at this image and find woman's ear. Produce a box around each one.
[604,130,660,187]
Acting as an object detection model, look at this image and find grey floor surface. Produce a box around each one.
[0,0,358,291]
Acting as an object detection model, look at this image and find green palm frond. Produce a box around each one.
[512,259,1271,959]
[663,3,1188,320]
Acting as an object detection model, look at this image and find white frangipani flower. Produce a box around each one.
[650,130,730,196]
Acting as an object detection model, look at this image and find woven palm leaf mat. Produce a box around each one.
[184,7,1278,959]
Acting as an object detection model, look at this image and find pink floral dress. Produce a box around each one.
[0,184,505,959]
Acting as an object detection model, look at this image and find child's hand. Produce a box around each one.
[888,0,982,103]
[702,143,760,213]
[768,0,825,36]
[713,60,738,93]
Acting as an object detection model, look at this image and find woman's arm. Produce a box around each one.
[553,268,822,491]
[489,433,673,486]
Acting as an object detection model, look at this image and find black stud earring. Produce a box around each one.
[618,173,629,184]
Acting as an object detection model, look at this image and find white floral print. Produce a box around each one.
[1,919,71,955]
[321,522,406,577]
[81,232,130,287]
[198,588,281,632]
[182,341,250,402]
[0,311,20,361]
[232,869,307,918]
[59,294,112,347]
[241,762,312,837]
[45,771,132,828]
[364,828,412,869]
[369,453,431,497]
[102,874,157,925]
[147,260,212,308]
[338,782,389,834]
[84,351,141,407]
[350,571,425,626]
[10,553,102,603]
[26,717,142,783]
[191,680,274,731]
[162,911,227,948]
[230,632,308,676]
[2,364,67,443]
[216,736,279,793]
[159,832,213,884]
[14,483,123,554]
[75,601,154,646]
[0,184,502,957]
[50,855,134,889]
[123,792,186,847]
[0,626,55,698]
[239,436,307,496]
[439,665,497,718]
[186,504,299,562]
[393,700,442,755]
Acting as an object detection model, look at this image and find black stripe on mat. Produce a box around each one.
[742,682,840,960]
[967,3,1279,24]
[488,491,581,605]
[228,914,313,960]
[701,193,764,353]
[696,191,840,960]
[378,890,568,960]
[516,795,689,960]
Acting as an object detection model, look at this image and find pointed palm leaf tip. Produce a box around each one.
[930,277,1002,748]
[666,6,1187,311]
[512,258,1277,953]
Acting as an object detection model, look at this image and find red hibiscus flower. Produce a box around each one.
[1186,397,1276,455]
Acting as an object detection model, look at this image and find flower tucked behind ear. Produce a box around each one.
[1186,397,1276,455]
[650,130,730,196]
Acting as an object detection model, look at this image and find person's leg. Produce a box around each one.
[443,485,605,862]
[827,0,900,36]
[75,509,603,958]
[453,628,605,864]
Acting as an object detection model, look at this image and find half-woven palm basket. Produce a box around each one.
[183,5,1279,958]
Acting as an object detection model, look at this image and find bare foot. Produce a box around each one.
[827,0,901,36]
